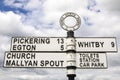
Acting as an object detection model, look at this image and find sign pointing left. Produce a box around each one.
[11,37,66,52]
[4,52,66,68]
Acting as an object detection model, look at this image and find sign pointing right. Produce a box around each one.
[75,37,117,52]
[76,53,107,69]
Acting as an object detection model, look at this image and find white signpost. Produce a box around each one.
[4,52,107,69]
[3,12,118,80]
[10,37,117,52]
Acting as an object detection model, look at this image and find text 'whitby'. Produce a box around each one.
[77,42,104,48]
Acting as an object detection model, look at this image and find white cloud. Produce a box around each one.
[0,35,10,62]
[0,11,22,35]
[76,66,120,80]
[75,2,120,38]
[0,11,46,36]
[24,0,42,10]
[42,0,87,25]
[97,0,120,15]
[89,12,120,37]
[0,71,48,80]
[0,35,10,51]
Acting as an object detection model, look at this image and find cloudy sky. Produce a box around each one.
[0,0,120,80]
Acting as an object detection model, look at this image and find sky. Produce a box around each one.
[0,0,120,80]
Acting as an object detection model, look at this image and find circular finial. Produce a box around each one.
[60,12,81,31]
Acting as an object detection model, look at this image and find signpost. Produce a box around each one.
[3,12,118,80]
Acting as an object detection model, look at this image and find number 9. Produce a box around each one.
[111,42,115,47]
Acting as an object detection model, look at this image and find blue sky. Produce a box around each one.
[0,0,120,80]
[0,0,28,14]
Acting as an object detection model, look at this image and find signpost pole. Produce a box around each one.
[60,12,81,80]
[66,31,76,80]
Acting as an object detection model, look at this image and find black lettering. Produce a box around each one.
[80,63,83,67]
[46,38,50,44]
[33,60,38,66]
[12,45,36,51]
[61,45,64,50]
[12,37,51,44]
[31,53,36,59]
[34,38,38,44]
[25,45,31,50]
[16,53,20,59]
[78,42,84,47]
[7,53,36,59]
[29,38,33,44]
[17,45,22,50]
[20,38,25,44]
[28,60,32,66]
[101,63,104,67]
[79,58,82,62]
[21,53,25,59]
[31,45,36,50]
[26,53,30,59]
[60,61,64,66]
[6,60,11,66]
[80,63,90,67]
[45,60,49,66]
[50,60,54,66]
[13,45,17,50]
[7,53,11,59]
[100,42,104,47]
[40,60,44,66]
[41,38,45,44]
[11,53,16,59]
[84,42,89,47]
[39,60,64,67]
[57,38,64,44]
[95,42,99,47]
[11,60,16,66]
[13,38,18,43]
[77,42,104,48]
[111,42,115,47]
[91,42,95,47]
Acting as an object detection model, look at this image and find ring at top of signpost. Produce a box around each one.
[60,12,81,31]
